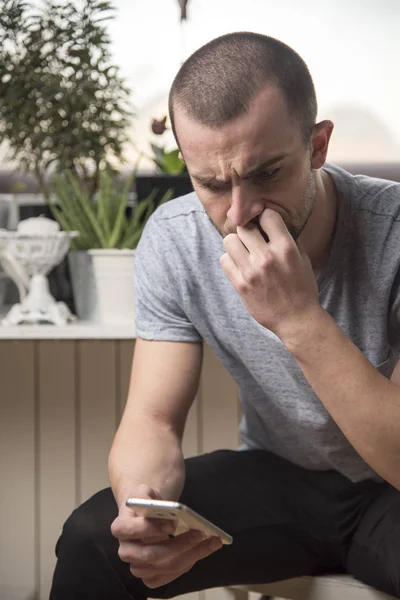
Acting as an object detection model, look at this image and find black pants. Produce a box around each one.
[50,449,400,599]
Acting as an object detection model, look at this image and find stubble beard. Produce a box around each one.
[287,169,316,240]
[207,168,317,242]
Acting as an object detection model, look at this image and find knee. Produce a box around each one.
[347,528,400,598]
[56,489,117,559]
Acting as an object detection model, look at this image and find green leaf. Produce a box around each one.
[51,171,101,247]
[0,0,133,195]
[65,170,107,246]
[107,171,134,248]
[50,164,171,250]
[162,149,186,174]
[158,188,174,206]
[96,168,113,238]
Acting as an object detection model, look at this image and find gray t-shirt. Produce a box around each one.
[135,163,400,482]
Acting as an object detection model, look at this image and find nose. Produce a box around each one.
[226,183,264,228]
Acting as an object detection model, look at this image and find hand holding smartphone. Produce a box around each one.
[125,498,233,545]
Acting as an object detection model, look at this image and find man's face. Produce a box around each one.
[174,85,317,240]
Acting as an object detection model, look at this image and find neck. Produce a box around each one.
[299,168,338,273]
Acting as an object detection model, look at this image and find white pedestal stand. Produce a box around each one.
[2,273,76,326]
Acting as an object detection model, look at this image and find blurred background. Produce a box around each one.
[1,0,399,313]
[1,4,400,600]
[1,0,400,171]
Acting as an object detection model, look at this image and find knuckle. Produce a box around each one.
[112,514,144,540]
[242,266,259,285]
[258,252,273,271]
[110,521,120,538]
[223,233,237,249]
[143,576,163,589]
[247,270,258,285]
[118,544,131,563]
[182,562,195,574]
[219,253,229,269]
[135,483,155,497]
[138,546,153,563]
[188,531,204,546]
[197,540,218,559]
[129,565,142,577]
[120,542,151,565]
[129,564,152,578]
[281,242,295,260]
[130,516,149,536]
[237,279,250,294]
[167,547,195,571]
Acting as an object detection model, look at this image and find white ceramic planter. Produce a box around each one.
[88,249,135,324]
[68,251,98,321]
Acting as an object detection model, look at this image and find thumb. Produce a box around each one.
[296,238,307,255]
[135,484,162,500]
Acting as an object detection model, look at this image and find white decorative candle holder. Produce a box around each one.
[0,217,78,326]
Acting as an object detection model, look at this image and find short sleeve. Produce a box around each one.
[389,266,400,351]
[134,214,202,342]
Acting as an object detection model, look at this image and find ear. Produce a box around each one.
[178,151,186,163]
[310,120,334,169]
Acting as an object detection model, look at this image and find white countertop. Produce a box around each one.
[0,308,136,339]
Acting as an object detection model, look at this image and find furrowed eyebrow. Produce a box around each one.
[191,153,286,186]
[242,154,286,179]
[191,174,228,185]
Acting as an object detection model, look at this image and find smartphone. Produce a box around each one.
[125,498,233,545]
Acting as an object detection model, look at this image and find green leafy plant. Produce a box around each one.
[0,0,132,198]
[50,170,173,250]
[150,144,187,175]
[149,116,187,175]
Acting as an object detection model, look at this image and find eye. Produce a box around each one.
[254,167,280,182]
[199,182,223,192]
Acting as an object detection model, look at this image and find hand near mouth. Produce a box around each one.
[254,215,270,243]
[220,208,322,342]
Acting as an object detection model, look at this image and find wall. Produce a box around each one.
[1,0,399,168]
[109,0,400,166]
[0,340,239,600]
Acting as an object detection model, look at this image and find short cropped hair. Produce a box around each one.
[169,32,317,144]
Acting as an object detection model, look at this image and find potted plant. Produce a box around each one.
[0,0,132,199]
[135,116,193,206]
[0,0,133,311]
[50,169,172,323]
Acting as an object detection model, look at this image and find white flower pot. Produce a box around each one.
[68,251,98,321]
[88,249,135,324]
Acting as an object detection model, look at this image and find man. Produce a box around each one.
[50,32,400,599]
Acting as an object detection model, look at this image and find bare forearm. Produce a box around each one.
[280,308,400,490]
[109,415,185,507]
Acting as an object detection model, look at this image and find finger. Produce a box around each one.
[152,536,223,579]
[141,532,173,543]
[139,537,223,588]
[255,218,270,243]
[114,485,168,540]
[222,232,250,270]
[258,208,292,243]
[134,484,162,501]
[141,563,195,589]
[220,252,244,289]
[164,535,223,569]
[129,560,194,580]
[296,238,308,255]
[223,230,253,268]
[235,220,270,254]
[120,529,206,565]
[112,514,174,541]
